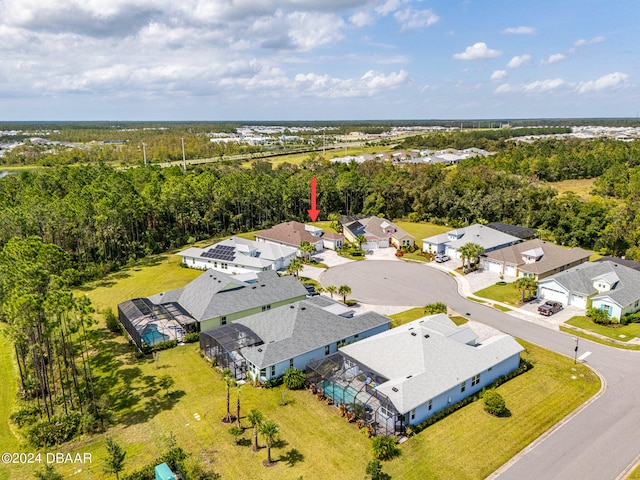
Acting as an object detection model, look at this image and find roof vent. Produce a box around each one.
[261,284,266,287]
[411,332,417,336]
[424,334,430,339]
[218,280,221,283]
[406,375,412,379]
[257,348,262,352]
[301,307,306,311]
[252,286,256,289]
[290,305,295,309]
[392,387,398,392]
[209,274,213,277]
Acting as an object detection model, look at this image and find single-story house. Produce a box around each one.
[486,222,538,240]
[422,224,521,260]
[200,296,391,381]
[177,236,297,274]
[342,216,414,249]
[255,221,344,252]
[537,260,640,320]
[117,270,308,349]
[481,239,592,280]
[307,314,523,435]
[595,256,640,272]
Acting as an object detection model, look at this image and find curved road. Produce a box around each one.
[320,261,640,480]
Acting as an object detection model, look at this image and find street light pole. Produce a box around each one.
[573,337,579,364]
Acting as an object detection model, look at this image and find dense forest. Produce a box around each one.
[1,132,640,284]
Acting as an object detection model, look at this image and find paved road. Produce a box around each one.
[320,261,640,480]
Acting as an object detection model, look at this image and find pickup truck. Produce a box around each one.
[538,301,563,316]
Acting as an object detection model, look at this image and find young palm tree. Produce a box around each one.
[259,419,279,465]
[338,285,352,303]
[514,277,538,303]
[325,285,337,299]
[286,258,303,277]
[247,409,264,452]
[299,241,316,263]
[222,374,235,423]
[355,234,368,251]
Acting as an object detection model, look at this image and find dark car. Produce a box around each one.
[538,301,563,316]
[304,285,319,297]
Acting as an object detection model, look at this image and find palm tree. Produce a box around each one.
[236,383,242,428]
[259,419,279,466]
[299,241,316,263]
[325,285,337,299]
[457,244,472,273]
[514,277,538,303]
[286,258,302,277]
[338,285,352,303]
[467,243,485,270]
[247,409,264,452]
[458,243,483,272]
[222,373,235,423]
[355,234,368,251]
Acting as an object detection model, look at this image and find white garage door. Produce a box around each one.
[366,240,378,250]
[540,287,567,305]
[505,264,517,276]
[485,260,502,273]
[570,294,587,308]
[378,239,388,248]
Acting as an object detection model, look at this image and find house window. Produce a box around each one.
[345,359,356,369]
[289,358,294,368]
[460,381,466,393]
[221,316,227,326]
[380,404,393,418]
[471,374,481,386]
[270,365,275,377]
[337,338,346,348]
[260,368,266,378]
[262,305,271,312]
[428,399,432,411]
[411,409,416,420]
[325,345,330,355]
[354,334,359,339]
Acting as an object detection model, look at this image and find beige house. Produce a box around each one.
[256,221,344,253]
[343,216,414,249]
[481,239,591,280]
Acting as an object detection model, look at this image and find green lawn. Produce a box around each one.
[389,308,469,328]
[474,282,524,306]
[0,326,19,480]
[565,316,640,342]
[560,326,640,351]
[393,221,450,249]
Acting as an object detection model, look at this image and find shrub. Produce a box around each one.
[283,367,307,390]
[424,302,447,315]
[10,404,42,428]
[371,435,400,461]
[483,390,508,417]
[103,307,121,333]
[184,332,200,343]
[587,307,611,325]
[263,376,283,388]
[27,412,82,448]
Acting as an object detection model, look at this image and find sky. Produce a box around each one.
[0,0,638,121]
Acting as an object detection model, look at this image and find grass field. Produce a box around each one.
[0,326,19,480]
[474,282,523,305]
[565,316,640,342]
[549,179,596,200]
[393,221,450,249]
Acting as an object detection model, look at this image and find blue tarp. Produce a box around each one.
[154,462,177,480]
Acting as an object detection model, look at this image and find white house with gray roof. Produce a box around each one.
[423,224,520,260]
[177,236,297,274]
[199,296,391,381]
[537,261,640,321]
[308,314,523,433]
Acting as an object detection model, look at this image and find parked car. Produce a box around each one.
[538,301,563,316]
[305,285,319,297]
[435,253,450,263]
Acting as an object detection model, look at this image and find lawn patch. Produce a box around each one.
[392,221,450,249]
[565,316,640,342]
[474,282,522,305]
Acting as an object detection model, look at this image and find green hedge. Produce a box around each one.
[27,412,82,448]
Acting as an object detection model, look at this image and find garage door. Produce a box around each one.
[539,287,567,304]
[505,264,517,276]
[485,260,502,273]
[570,294,587,308]
[378,239,388,248]
[366,240,378,250]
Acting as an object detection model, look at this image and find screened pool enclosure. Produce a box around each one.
[306,352,402,436]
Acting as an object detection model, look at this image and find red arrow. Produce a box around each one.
[308,177,320,222]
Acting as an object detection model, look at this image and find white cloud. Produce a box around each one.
[522,78,566,92]
[350,11,374,27]
[295,69,409,98]
[507,54,531,68]
[543,53,566,64]
[453,42,501,60]
[502,26,536,34]
[376,0,403,16]
[577,72,629,94]
[494,83,512,93]
[394,8,439,32]
[491,70,507,82]
[573,36,605,47]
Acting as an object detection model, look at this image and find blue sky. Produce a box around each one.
[0,0,637,121]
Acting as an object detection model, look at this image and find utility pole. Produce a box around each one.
[573,337,579,364]
[142,142,147,165]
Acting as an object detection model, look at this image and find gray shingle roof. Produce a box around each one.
[224,298,391,368]
[340,315,523,413]
[148,270,308,321]
[542,261,640,307]
[483,239,591,275]
[423,224,520,251]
